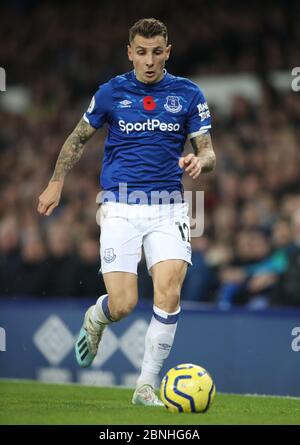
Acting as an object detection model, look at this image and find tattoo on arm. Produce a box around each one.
[51,118,97,181]
[190,132,216,173]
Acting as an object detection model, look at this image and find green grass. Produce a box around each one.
[0,380,299,425]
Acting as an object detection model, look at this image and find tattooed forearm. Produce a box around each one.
[190,132,216,173]
[51,118,97,181]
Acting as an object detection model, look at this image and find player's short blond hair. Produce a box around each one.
[129,18,168,44]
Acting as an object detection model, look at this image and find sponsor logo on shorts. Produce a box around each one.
[104,248,116,263]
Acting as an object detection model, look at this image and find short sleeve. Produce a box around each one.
[186,87,211,139]
[83,82,112,129]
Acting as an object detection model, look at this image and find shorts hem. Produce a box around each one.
[101,267,138,275]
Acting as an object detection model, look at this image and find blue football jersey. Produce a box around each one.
[83,70,211,202]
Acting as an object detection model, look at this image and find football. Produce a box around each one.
[160,363,216,413]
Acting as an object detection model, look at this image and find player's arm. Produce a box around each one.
[37,118,97,216]
[51,118,96,181]
[179,132,216,179]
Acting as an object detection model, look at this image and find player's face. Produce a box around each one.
[128,35,171,84]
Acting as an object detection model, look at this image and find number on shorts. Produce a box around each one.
[176,222,190,242]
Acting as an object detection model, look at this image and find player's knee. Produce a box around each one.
[154,286,181,313]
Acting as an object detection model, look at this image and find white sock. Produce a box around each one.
[92,294,114,326]
[136,305,180,389]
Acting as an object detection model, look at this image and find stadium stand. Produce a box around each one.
[1,0,300,306]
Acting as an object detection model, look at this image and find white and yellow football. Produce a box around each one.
[160,363,216,413]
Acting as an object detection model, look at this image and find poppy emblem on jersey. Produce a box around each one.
[143,96,156,111]
[104,248,116,263]
[164,96,182,113]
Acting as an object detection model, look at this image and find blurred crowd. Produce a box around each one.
[1,0,300,307]
[1,0,300,92]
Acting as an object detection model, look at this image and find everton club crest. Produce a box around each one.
[104,248,116,263]
[164,96,182,113]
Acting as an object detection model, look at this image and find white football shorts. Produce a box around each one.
[99,202,192,275]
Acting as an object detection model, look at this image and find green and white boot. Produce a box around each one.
[75,306,106,368]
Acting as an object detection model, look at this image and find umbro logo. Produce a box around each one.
[158,343,171,351]
[119,100,132,108]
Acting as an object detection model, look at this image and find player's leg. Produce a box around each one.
[75,273,138,368]
[132,203,191,406]
[132,260,187,405]
[94,272,138,323]
[75,203,141,368]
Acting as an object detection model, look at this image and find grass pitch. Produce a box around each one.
[0,380,299,425]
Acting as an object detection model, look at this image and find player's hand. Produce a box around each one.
[37,180,64,216]
[178,154,202,179]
